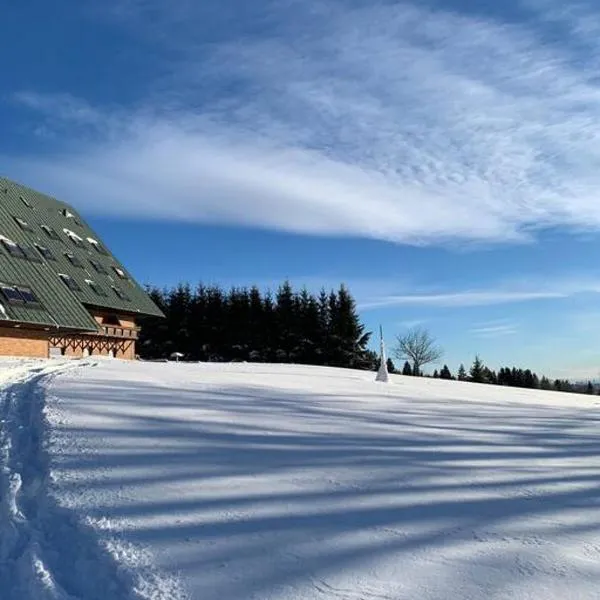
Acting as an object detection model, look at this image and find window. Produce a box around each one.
[111,285,130,301]
[13,216,34,232]
[0,237,26,258]
[41,225,61,241]
[0,284,40,306]
[19,195,31,208]
[88,237,109,255]
[15,286,40,304]
[58,274,81,292]
[112,266,127,279]
[21,245,42,263]
[64,252,84,267]
[63,229,84,246]
[61,209,81,226]
[35,244,56,261]
[86,279,107,297]
[0,284,24,304]
[89,259,108,274]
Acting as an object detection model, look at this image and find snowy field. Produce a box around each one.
[2,360,600,599]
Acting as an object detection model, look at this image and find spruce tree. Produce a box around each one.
[402,361,413,376]
[470,356,485,383]
[457,364,467,381]
[440,364,453,380]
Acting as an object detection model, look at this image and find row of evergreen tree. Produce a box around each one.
[393,355,596,394]
[139,282,375,368]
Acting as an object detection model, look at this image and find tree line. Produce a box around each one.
[390,327,596,395]
[139,281,376,368]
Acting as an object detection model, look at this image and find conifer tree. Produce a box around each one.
[470,356,485,383]
[457,364,467,381]
[402,361,413,376]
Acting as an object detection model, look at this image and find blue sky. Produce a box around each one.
[3,0,600,379]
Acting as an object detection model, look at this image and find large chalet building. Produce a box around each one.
[0,177,164,359]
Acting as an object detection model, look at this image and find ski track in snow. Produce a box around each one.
[0,360,186,600]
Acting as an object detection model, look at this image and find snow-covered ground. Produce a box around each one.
[3,360,600,599]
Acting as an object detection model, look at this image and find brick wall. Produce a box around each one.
[0,328,49,358]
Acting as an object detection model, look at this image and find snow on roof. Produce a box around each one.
[63,228,83,242]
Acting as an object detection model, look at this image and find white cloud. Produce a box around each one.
[8,1,600,245]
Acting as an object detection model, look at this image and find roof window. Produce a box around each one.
[16,286,40,304]
[19,196,32,208]
[0,284,40,306]
[13,216,34,232]
[111,285,130,301]
[112,266,127,279]
[89,259,108,274]
[58,274,81,292]
[41,225,61,241]
[87,237,109,255]
[86,279,107,297]
[63,229,84,246]
[35,244,56,261]
[0,236,26,259]
[21,245,42,263]
[65,252,84,267]
[0,284,24,304]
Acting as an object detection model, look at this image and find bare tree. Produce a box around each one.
[393,327,443,376]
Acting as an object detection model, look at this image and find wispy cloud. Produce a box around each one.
[360,290,566,310]
[359,276,600,309]
[470,320,518,338]
[7,1,600,245]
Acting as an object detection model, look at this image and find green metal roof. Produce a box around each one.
[0,177,165,332]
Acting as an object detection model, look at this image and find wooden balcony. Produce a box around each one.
[99,325,139,340]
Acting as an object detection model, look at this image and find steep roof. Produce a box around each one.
[0,177,164,332]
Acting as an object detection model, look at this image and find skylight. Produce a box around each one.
[112,266,127,279]
[21,245,42,263]
[63,229,84,246]
[64,253,84,267]
[0,236,26,259]
[41,225,61,241]
[16,286,40,304]
[58,274,81,292]
[89,259,108,274]
[111,285,130,301]
[35,244,56,261]
[0,284,24,304]
[13,216,34,232]
[88,237,109,255]
[19,195,31,208]
[86,279,107,297]
[0,284,40,306]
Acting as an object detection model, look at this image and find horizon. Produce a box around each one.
[3,1,600,380]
